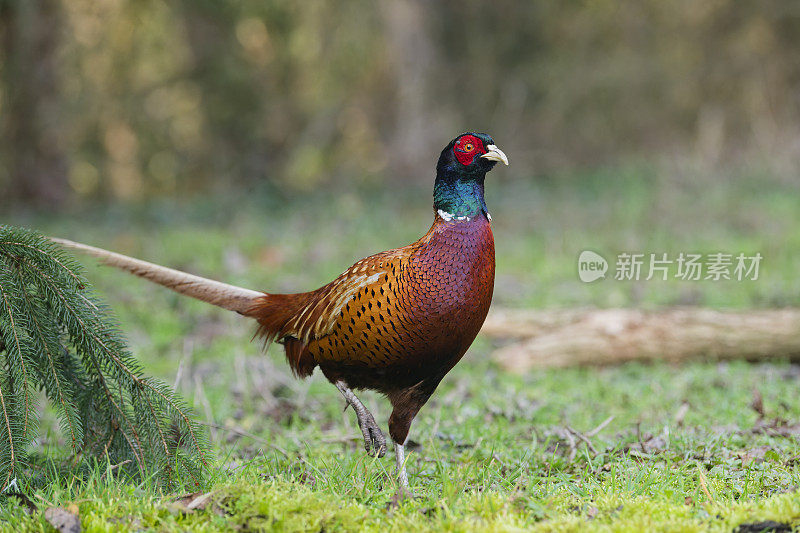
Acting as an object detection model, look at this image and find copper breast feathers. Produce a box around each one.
[300,213,495,374]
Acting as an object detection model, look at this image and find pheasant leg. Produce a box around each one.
[394,442,409,490]
[335,381,386,458]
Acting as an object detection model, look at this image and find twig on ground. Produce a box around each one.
[563,429,577,461]
[586,416,614,438]
[566,426,598,455]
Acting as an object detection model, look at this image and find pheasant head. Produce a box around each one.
[433,132,508,220]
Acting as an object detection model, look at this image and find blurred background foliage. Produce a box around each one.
[2,0,800,209]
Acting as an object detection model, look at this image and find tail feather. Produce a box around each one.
[51,237,264,315]
[53,236,318,375]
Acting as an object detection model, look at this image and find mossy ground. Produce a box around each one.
[3,167,800,531]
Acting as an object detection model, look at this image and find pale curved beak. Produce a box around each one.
[481,144,509,166]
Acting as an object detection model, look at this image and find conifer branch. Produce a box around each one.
[0,379,16,491]
[0,225,209,489]
[18,256,148,469]
[0,285,30,438]
[16,287,82,451]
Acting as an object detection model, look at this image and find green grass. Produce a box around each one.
[3,167,800,531]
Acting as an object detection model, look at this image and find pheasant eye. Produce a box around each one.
[453,135,484,165]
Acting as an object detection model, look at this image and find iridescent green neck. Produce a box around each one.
[433,170,487,219]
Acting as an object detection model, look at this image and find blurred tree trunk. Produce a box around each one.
[175,0,257,192]
[380,0,443,180]
[0,0,68,209]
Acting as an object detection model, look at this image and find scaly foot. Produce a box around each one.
[335,381,387,457]
[394,442,409,490]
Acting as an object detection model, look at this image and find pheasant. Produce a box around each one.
[53,132,508,488]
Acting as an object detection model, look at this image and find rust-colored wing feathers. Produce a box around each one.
[308,256,410,368]
[249,249,405,376]
[286,251,403,342]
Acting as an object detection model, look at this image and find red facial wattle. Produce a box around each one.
[453,135,485,166]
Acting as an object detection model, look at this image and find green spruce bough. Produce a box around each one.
[0,225,208,490]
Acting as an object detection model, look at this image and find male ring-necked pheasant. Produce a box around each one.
[54,132,508,488]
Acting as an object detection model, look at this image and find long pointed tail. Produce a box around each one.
[51,237,265,315]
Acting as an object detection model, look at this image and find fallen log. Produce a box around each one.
[481,308,800,372]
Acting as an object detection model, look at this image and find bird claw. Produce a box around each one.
[334,380,386,458]
[357,411,386,458]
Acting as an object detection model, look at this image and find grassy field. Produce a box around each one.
[3,166,800,531]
